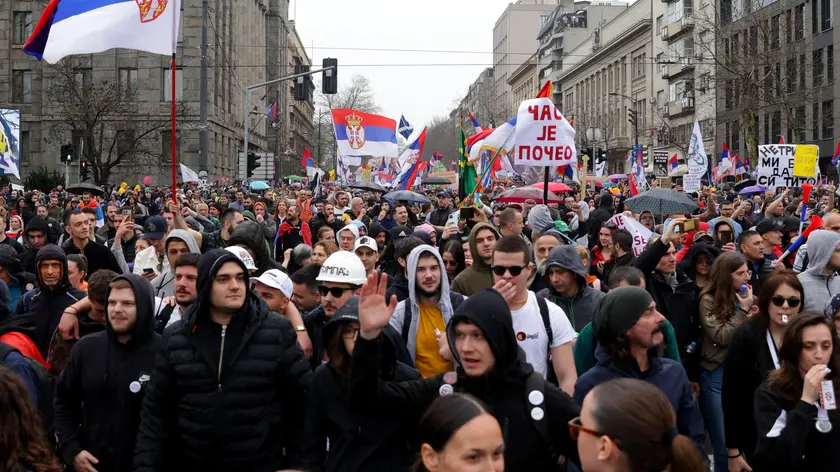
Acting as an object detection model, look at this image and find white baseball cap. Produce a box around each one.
[354,236,378,253]
[251,269,293,298]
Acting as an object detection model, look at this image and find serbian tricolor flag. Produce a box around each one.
[735,154,747,175]
[24,0,181,63]
[628,173,640,196]
[266,101,278,120]
[832,141,840,167]
[396,129,427,190]
[332,109,398,157]
[668,153,678,172]
[468,112,483,134]
[302,148,321,179]
[536,80,553,98]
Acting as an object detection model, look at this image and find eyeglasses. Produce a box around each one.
[491,265,525,277]
[318,285,353,298]
[771,296,801,308]
[568,417,613,444]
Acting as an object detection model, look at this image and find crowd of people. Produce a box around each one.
[0,177,838,472]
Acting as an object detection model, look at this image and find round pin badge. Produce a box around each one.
[528,390,544,406]
[816,419,833,433]
[530,407,544,421]
[443,371,458,385]
[439,384,454,396]
[129,381,141,393]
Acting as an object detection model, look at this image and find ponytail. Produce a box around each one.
[668,435,707,472]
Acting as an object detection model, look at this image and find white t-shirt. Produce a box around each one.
[509,291,575,378]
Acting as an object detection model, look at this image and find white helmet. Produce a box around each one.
[225,246,257,272]
[316,251,367,285]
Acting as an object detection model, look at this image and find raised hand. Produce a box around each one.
[358,272,397,340]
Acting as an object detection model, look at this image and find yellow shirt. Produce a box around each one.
[414,303,453,378]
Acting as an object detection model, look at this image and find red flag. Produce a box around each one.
[536,80,553,98]
[629,174,639,196]
[779,136,785,144]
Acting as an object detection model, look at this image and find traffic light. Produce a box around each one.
[61,143,74,163]
[322,58,338,94]
[294,64,310,101]
[628,110,638,127]
[80,160,89,181]
[246,152,260,178]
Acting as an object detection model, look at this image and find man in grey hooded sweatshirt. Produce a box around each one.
[149,229,201,297]
[537,245,605,332]
[798,229,840,312]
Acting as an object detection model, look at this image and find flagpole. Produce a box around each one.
[170,0,179,203]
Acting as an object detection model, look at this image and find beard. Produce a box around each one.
[415,283,440,299]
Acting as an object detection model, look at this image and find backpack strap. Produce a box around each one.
[401,302,413,344]
[535,294,553,348]
[155,304,176,335]
[525,371,549,441]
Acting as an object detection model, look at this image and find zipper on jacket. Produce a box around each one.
[217,325,227,392]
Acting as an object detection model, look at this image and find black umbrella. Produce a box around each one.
[421,176,452,186]
[625,188,699,215]
[66,182,105,196]
[348,181,387,193]
[383,190,431,204]
[732,179,757,192]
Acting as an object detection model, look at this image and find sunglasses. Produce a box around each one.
[444,259,459,267]
[568,417,615,445]
[318,286,354,298]
[492,265,525,277]
[771,296,801,308]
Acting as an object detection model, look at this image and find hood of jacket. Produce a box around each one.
[598,193,614,213]
[446,288,533,381]
[164,229,201,272]
[805,230,840,276]
[406,244,454,317]
[22,216,50,248]
[368,222,387,241]
[183,249,256,327]
[468,222,500,271]
[542,244,587,291]
[227,220,272,270]
[709,217,742,243]
[35,243,70,290]
[678,242,720,277]
[0,245,25,281]
[104,273,157,346]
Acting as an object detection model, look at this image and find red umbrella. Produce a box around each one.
[496,187,563,204]
[529,182,573,193]
[142,176,153,185]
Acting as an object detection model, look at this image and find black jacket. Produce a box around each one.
[132,249,313,472]
[634,238,700,378]
[587,194,614,250]
[16,244,86,358]
[20,216,54,275]
[61,238,123,279]
[722,319,779,461]
[306,299,421,472]
[753,381,840,471]
[601,251,636,287]
[384,271,409,305]
[54,274,161,472]
[349,289,581,471]
[228,220,280,274]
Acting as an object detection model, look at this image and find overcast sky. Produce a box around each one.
[292,0,525,130]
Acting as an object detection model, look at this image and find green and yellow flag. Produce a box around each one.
[458,126,477,200]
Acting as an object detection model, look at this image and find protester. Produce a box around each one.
[336,223,359,252]
[62,210,122,277]
[148,229,201,297]
[450,222,498,296]
[739,229,774,293]
[354,236,380,276]
[797,229,840,311]
[439,239,466,283]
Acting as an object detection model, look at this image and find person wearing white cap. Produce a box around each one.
[252,269,294,315]
[354,236,379,276]
[336,224,359,252]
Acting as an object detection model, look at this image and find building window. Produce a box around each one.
[800,54,806,91]
[163,68,183,101]
[19,131,29,164]
[823,101,834,139]
[764,115,771,144]
[770,15,780,49]
[828,46,835,82]
[774,63,782,97]
[632,54,645,79]
[119,68,138,99]
[656,15,662,34]
[795,4,805,40]
[812,0,819,35]
[11,70,32,103]
[13,12,33,45]
[772,111,782,142]
[786,58,796,93]
[732,120,740,154]
[73,68,93,91]
[668,1,683,24]
[117,130,135,160]
[796,106,807,142]
[821,0,832,31]
[814,49,824,86]
[785,10,792,45]
[813,103,820,140]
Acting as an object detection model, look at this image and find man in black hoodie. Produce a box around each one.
[19,216,53,275]
[352,278,581,471]
[54,273,160,472]
[133,249,313,472]
[16,244,86,358]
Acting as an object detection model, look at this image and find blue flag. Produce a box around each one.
[398,115,414,140]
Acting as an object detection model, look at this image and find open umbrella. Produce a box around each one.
[733,179,758,192]
[286,175,304,182]
[142,176,153,185]
[349,181,387,193]
[496,187,563,204]
[383,190,431,204]
[607,174,628,181]
[624,188,699,215]
[249,181,270,190]
[66,182,105,196]
[421,176,452,186]
[529,182,573,193]
[738,185,765,196]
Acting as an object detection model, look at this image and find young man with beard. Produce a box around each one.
[54,274,160,472]
[154,253,200,333]
[388,245,465,378]
[450,222,499,296]
[573,286,705,453]
[148,229,201,298]
[276,205,312,261]
[133,249,313,471]
[537,245,605,333]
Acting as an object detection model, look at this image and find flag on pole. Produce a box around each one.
[398,114,414,140]
[301,147,323,180]
[832,141,840,167]
[468,112,483,134]
[536,80,553,98]
[24,0,182,63]
[668,153,679,173]
[735,154,747,175]
[0,112,21,180]
[332,109,398,157]
[458,126,478,199]
[265,101,277,120]
[396,128,427,189]
[180,163,200,183]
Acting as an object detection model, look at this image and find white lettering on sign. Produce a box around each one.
[513,98,577,168]
[756,144,818,189]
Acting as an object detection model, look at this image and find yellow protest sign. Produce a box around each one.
[793,145,819,178]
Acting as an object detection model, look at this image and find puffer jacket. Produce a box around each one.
[537,245,605,332]
[132,250,313,472]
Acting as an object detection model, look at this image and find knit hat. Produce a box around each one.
[825,294,840,320]
[241,210,256,222]
[253,201,266,213]
[594,286,654,346]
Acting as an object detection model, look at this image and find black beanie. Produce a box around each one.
[594,286,654,346]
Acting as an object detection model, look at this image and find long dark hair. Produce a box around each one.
[412,393,492,472]
[326,322,356,383]
[441,240,466,279]
[751,269,804,332]
[591,378,706,472]
[700,252,747,321]
[767,311,840,402]
[0,366,61,472]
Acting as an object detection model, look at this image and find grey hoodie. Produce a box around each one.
[388,244,456,363]
[149,229,201,297]
[798,230,840,312]
[537,244,604,331]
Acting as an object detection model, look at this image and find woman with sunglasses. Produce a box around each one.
[753,312,840,471]
[573,378,706,472]
[697,252,753,472]
[305,296,421,471]
[722,270,804,472]
[440,240,466,283]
